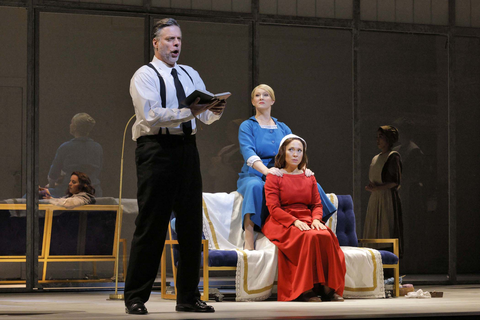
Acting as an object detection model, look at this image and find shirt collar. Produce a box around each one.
[151,56,178,75]
[249,116,278,124]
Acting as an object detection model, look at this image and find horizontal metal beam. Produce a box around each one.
[258,15,352,29]
[3,0,480,38]
[32,5,147,18]
[359,20,449,35]
[453,26,480,37]
[16,1,253,25]
[35,0,253,21]
[150,12,252,25]
[0,0,26,7]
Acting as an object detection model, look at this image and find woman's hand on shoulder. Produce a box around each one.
[293,220,311,231]
[304,168,315,177]
[266,167,283,177]
[312,219,327,230]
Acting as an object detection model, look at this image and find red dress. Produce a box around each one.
[262,173,346,301]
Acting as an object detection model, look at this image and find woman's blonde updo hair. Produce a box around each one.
[251,84,275,102]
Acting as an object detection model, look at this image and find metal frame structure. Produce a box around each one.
[0,204,126,284]
[1,0,479,292]
[160,223,237,302]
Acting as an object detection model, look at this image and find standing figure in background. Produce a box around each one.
[47,113,103,197]
[363,125,403,257]
[263,134,346,302]
[237,84,336,250]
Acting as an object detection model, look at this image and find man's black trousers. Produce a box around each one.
[124,134,203,306]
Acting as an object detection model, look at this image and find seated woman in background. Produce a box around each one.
[42,171,96,209]
[237,84,336,250]
[263,134,346,302]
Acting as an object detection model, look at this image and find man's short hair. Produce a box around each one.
[72,113,96,136]
[152,18,180,40]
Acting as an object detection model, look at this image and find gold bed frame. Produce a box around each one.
[0,204,126,284]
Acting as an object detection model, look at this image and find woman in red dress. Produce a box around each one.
[262,134,346,302]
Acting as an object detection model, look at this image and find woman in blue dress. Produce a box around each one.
[237,84,336,250]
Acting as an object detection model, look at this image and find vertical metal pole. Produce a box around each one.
[26,1,39,290]
[145,15,152,64]
[109,115,136,301]
[352,0,362,233]
[251,0,259,115]
[447,0,457,285]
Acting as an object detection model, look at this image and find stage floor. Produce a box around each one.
[1,284,479,319]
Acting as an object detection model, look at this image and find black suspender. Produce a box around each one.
[146,63,194,109]
[146,63,167,109]
[146,63,194,135]
[178,66,194,84]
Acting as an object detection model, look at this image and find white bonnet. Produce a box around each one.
[278,134,307,152]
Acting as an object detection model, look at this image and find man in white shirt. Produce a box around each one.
[124,18,225,315]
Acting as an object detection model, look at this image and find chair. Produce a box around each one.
[160,218,237,302]
[333,195,400,297]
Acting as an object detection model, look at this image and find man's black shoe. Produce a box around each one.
[176,299,215,313]
[125,302,148,314]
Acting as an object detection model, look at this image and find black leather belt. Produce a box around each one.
[137,134,196,143]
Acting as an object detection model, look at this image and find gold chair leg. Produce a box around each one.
[120,238,127,279]
[201,239,209,301]
[161,245,168,299]
[394,266,400,297]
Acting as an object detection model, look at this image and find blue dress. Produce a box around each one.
[237,116,336,229]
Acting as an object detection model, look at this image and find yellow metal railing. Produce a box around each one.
[0,203,126,284]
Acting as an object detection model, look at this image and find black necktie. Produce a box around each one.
[171,68,192,135]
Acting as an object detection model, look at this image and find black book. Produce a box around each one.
[182,89,231,106]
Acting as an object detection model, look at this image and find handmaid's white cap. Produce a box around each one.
[278,134,307,152]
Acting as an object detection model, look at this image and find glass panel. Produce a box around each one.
[377,0,395,22]
[334,0,353,19]
[259,0,352,18]
[0,6,27,289]
[455,37,480,275]
[49,210,116,256]
[413,0,432,24]
[177,20,251,193]
[359,32,449,275]
[317,0,335,19]
[259,0,277,14]
[258,25,353,194]
[431,0,448,26]
[152,0,252,12]
[64,0,143,5]
[455,0,472,27]
[361,0,377,21]
[39,12,144,286]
